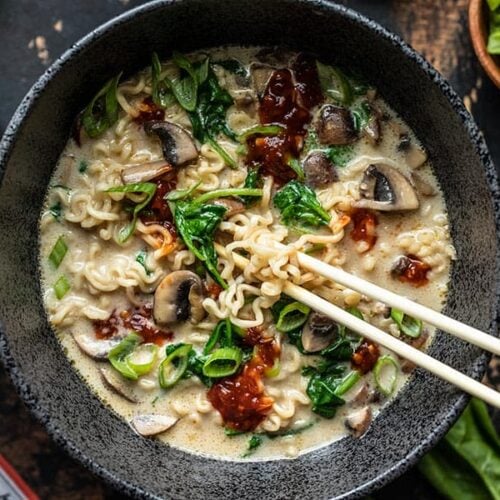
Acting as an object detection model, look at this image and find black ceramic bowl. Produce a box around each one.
[0,1,499,498]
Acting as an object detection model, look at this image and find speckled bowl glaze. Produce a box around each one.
[0,1,499,498]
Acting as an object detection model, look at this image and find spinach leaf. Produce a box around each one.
[82,73,122,138]
[173,200,227,288]
[49,201,62,221]
[305,129,354,168]
[214,59,248,77]
[273,180,331,229]
[419,398,500,500]
[242,435,263,458]
[136,250,152,276]
[316,61,354,105]
[351,100,372,132]
[151,52,175,108]
[78,159,88,174]
[241,168,261,206]
[204,318,245,354]
[305,365,346,418]
[188,66,237,167]
[106,182,157,243]
[487,5,500,54]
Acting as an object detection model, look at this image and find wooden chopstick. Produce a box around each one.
[216,244,500,409]
[275,243,500,357]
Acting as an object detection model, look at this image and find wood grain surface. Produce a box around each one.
[0,1,498,498]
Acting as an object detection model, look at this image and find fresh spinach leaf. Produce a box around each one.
[136,250,152,276]
[273,180,331,229]
[173,200,227,288]
[82,73,122,138]
[242,435,263,458]
[241,168,261,206]
[214,59,248,77]
[151,52,175,108]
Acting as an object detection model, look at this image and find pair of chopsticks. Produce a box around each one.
[216,243,500,409]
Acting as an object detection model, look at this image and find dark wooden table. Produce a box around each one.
[0,1,498,498]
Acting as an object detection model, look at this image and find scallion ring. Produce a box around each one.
[108,333,142,381]
[202,347,243,378]
[126,343,158,376]
[276,301,310,332]
[374,355,399,396]
[390,308,422,338]
[159,344,193,389]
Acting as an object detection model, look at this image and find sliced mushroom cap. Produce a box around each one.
[249,62,277,95]
[406,146,428,169]
[302,313,339,353]
[153,270,205,325]
[72,331,124,360]
[411,172,437,197]
[144,121,198,167]
[130,414,179,437]
[100,366,138,403]
[316,105,358,146]
[121,160,172,184]
[345,406,372,438]
[343,382,376,407]
[355,163,419,212]
[212,198,246,218]
[303,151,338,189]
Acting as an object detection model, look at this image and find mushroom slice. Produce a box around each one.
[411,172,436,197]
[121,160,172,184]
[364,114,381,146]
[130,414,179,437]
[355,164,419,212]
[316,105,358,146]
[406,146,428,169]
[100,366,138,403]
[302,313,339,353]
[144,121,198,167]
[212,198,246,218]
[72,331,124,360]
[345,406,372,438]
[303,151,338,189]
[249,62,276,95]
[153,270,205,325]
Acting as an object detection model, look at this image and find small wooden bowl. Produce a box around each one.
[469,0,500,88]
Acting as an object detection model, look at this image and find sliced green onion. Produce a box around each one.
[159,344,193,389]
[334,370,361,397]
[237,124,285,142]
[207,137,237,169]
[276,301,310,332]
[288,158,305,182]
[108,333,142,380]
[202,347,242,378]
[54,275,70,299]
[126,343,158,375]
[151,52,175,108]
[82,73,122,138]
[165,181,201,201]
[106,182,157,243]
[374,355,399,396]
[204,320,226,355]
[192,188,263,205]
[391,308,422,338]
[48,236,68,269]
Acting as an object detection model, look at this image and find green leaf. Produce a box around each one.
[173,200,227,288]
[488,10,500,55]
[54,275,70,299]
[106,182,157,243]
[165,181,201,201]
[136,250,152,276]
[202,347,243,378]
[49,201,62,221]
[287,158,305,182]
[242,435,263,458]
[192,187,263,205]
[316,61,354,105]
[390,308,422,338]
[48,236,68,269]
[214,59,248,77]
[351,100,372,132]
[241,168,261,206]
[82,73,122,138]
[265,421,315,439]
[151,52,175,108]
[419,398,500,500]
[273,180,331,230]
[203,318,246,354]
[78,159,88,174]
[108,333,142,380]
[487,0,500,11]
[305,366,346,418]
[275,301,310,332]
[373,355,399,396]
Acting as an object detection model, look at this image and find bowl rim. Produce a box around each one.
[469,0,500,89]
[0,0,499,498]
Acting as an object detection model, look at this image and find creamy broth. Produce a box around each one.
[40,47,455,460]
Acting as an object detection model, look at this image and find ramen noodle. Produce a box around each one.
[40,47,455,459]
